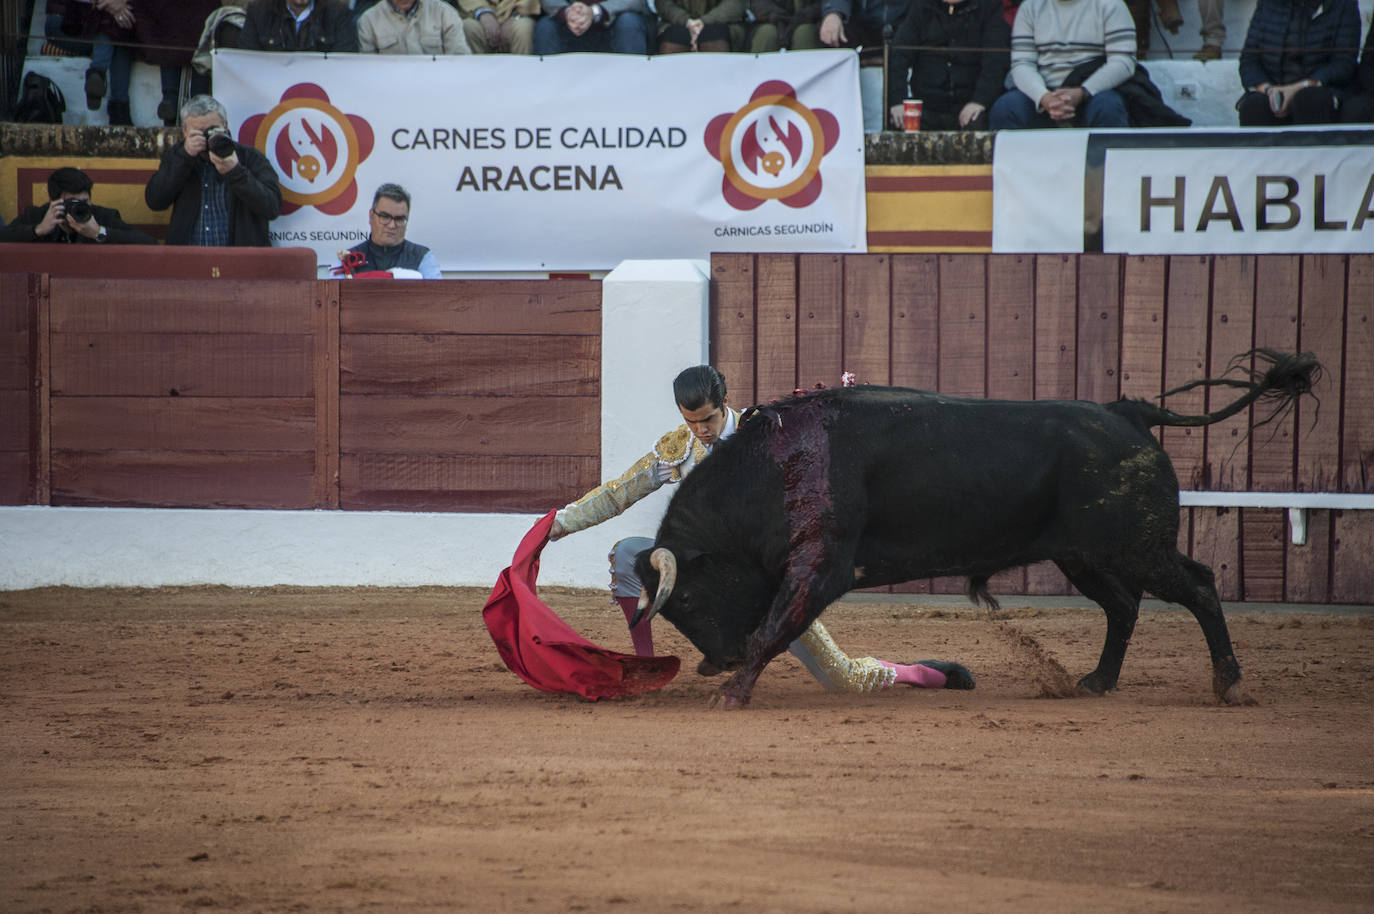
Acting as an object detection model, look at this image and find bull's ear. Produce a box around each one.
[676,545,706,565]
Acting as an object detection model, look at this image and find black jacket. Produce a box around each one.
[885,0,1010,113]
[144,141,283,247]
[0,201,157,244]
[1064,57,1191,127]
[1237,0,1359,92]
[238,0,361,52]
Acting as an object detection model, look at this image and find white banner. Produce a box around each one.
[212,49,867,271]
[993,127,1374,254]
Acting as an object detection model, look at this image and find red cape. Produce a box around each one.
[482,512,680,700]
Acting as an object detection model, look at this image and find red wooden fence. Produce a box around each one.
[710,253,1374,604]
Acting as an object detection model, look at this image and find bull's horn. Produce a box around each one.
[634,547,677,626]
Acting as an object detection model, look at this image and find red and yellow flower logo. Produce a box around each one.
[704,80,841,211]
[240,83,375,215]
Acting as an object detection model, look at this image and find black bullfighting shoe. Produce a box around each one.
[916,660,975,690]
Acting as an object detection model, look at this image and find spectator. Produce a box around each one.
[239,0,360,52]
[455,0,539,53]
[1338,18,1374,123]
[342,184,442,279]
[988,0,1136,128]
[741,0,822,51]
[1235,0,1359,127]
[144,95,283,247]
[1124,0,1180,58]
[191,4,248,97]
[818,0,910,66]
[134,0,223,125]
[0,167,156,245]
[532,0,651,53]
[57,0,136,126]
[358,0,471,52]
[1193,0,1223,60]
[655,0,744,52]
[884,0,1009,131]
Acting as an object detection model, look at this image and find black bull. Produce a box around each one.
[633,350,1320,709]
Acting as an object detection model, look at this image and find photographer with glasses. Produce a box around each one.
[340,184,442,279]
[1,167,156,245]
[145,95,283,247]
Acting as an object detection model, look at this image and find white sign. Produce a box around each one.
[993,127,1374,254]
[212,49,868,271]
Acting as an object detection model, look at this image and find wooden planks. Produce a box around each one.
[46,278,322,509]
[711,255,756,408]
[338,280,602,513]
[796,255,844,390]
[0,273,32,504]
[754,254,798,402]
[342,454,598,513]
[339,280,600,335]
[1194,256,1255,599]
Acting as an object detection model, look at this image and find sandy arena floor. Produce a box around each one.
[2,585,1372,913]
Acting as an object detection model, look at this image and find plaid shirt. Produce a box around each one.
[191,158,232,248]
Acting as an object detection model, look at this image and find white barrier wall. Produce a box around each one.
[0,260,712,590]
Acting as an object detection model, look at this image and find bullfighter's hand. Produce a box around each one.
[958,101,986,127]
[548,516,567,541]
[653,461,679,484]
[819,12,845,46]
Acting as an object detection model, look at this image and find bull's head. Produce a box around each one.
[632,545,775,675]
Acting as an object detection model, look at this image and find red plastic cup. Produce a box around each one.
[903,99,923,132]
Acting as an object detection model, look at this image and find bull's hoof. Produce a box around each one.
[1214,658,1244,704]
[707,690,748,710]
[1075,672,1113,696]
[917,659,975,690]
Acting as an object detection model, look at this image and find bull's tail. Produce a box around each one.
[1113,349,1321,430]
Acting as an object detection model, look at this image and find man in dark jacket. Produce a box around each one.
[238,0,361,52]
[145,95,283,247]
[885,0,1009,131]
[1236,0,1359,126]
[1338,18,1374,122]
[0,167,156,245]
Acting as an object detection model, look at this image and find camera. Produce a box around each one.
[63,198,93,223]
[205,127,236,158]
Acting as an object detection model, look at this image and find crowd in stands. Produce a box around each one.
[24,0,1374,131]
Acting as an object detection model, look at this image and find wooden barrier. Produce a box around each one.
[3,254,1369,602]
[1,274,601,515]
[710,252,1374,604]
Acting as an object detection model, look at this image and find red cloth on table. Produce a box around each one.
[483,511,679,700]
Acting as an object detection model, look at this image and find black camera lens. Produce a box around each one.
[207,130,236,158]
[64,198,92,222]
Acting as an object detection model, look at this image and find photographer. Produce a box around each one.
[0,167,155,245]
[145,95,282,247]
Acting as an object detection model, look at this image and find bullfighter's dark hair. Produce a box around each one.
[47,167,92,201]
[673,365,726,412]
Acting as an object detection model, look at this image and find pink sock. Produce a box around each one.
[616,597,655,657]
[880,660,947,689]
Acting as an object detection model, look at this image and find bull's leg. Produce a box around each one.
[1140,553,1243,703]
[713,562,851,709]
[1055,561,1141,695]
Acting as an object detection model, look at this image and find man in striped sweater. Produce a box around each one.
[988,0,1136,128]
